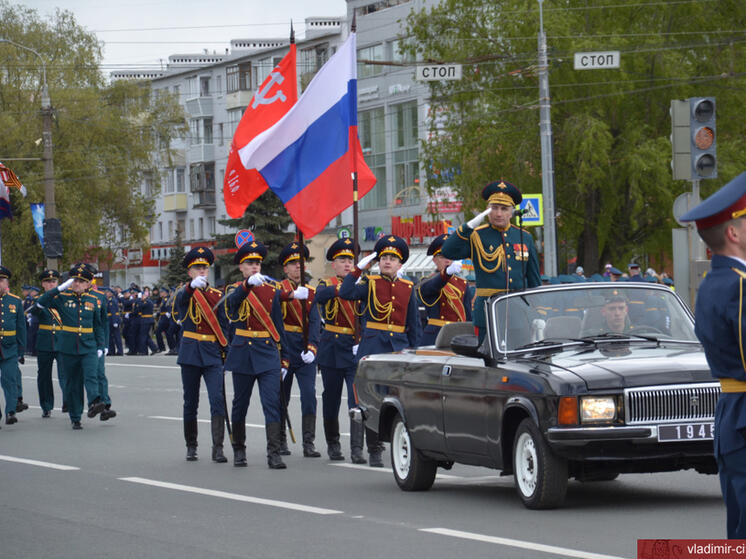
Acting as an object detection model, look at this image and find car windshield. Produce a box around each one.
[488,284,698,352]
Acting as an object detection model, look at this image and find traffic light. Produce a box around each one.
[43,218,63,259]
[670,99,691,180]
[689,97,716,179]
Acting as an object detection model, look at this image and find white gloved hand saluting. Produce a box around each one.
[190,276,207,290]
[58,278,74,291]
[466,208,491,229]
[246,273,264,287]
[356,251,377,270]
[300,350,315,364]
[446,260,463,276]
[104,348,109,356]
[293,286,309,300]
[396,269,405,279]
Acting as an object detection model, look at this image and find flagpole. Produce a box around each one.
[351,14,359,260]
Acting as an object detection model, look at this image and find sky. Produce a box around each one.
[24,0,348,71]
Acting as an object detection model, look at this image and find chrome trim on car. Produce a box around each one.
[547,425,656,441]
[624,382,720,425]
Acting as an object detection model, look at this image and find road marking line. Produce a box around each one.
[329,463,461,479]
[0,454,80,471]
[148,416,265,429]
[420,528,627,559]
[119,477,343,515]
[106,363,180,369]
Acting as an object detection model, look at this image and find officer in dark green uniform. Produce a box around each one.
[85,266,116,421]
[32,269,62,417]
[441,180,541,342]
[37,264,106,429]
[0,266,26,425]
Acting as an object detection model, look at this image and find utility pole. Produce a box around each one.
[537,0,558,276]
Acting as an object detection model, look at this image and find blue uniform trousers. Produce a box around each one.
[109,324,123,355]
[320,366,356,420]
[0,356,19,416]
[59,352,97,423]
[36,350,58,413]
[27,321,39,355]
[180,364,225,421]
[136,320,158,355]
[168,321,181,350]
[281,362,317,417]
[155,317,174,352]
[718,445,746,538]
[232,370,281,424]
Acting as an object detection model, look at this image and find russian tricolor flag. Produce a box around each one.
[239,32,376,238]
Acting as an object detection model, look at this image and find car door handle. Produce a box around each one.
[442,365,452,377]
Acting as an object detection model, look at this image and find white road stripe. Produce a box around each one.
[420,528,627,559]
[106,363,180,369]
[0,454,80,471]
[120,477,343,515]
[148,415,265,429]
[329,463,461,479]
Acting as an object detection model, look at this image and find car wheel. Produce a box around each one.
[390,415,437,491]
[513,418,568,509]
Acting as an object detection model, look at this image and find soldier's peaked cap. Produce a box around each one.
[680,171,746,230]
[427,234,449,256]
[374,235,409,264]
[39,269,60,282]
[70,263,94,282]
[482,180,522,207]
[234,240,267,265]
[279,242,309,266]
[326,238,358,261]
[183,246,214,268]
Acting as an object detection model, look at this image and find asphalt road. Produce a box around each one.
[0,354,726,559]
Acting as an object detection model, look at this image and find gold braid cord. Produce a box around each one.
[187,297,203,325]
[442,282,467,320]
[367,276,393,322]
[417,278,441,308]
[470,232,506,273]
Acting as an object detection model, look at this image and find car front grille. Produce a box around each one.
[624,382,720,425]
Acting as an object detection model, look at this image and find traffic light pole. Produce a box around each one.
[42,95,58,270]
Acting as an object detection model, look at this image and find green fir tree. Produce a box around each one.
[161,231,187,288]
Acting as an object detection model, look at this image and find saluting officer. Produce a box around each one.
[85,267,116,421]
[339,234,420,466]
[37,264,106,429]
[0,266,26,426]
[224,240,290,469]
[417,234,474,346]
[680,172,746,539]
[155,287,174,354]
[316,238,359,461]
[441,180,541,342]
[31,269,63,417]
[173,247,229,462]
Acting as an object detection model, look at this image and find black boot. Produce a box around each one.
[366,426,384,468]
[16,398,28,413]
[184,419,198,461]
[232,419,247,467]
[324,418,345,461]
[266,422,287,469]
[278,421,291,455]
[100,405,117,421]
[302,414,321,458]
[350,420,366,464]
[211,416,228,463]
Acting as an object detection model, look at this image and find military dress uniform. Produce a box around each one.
[173,247,228,462]
[339,235,420,466]
[23,287,38,357]
[86,271,116,421]
[32,269,62,417]
[278,242,322,458]
[135,292,159,355]
[107,290,123,356]
[224,241,289,469]
[681,172,746,539]
[37,264,106,429]
[0,266,27,425]
[417,234,474,346]
[441,180,540,341]
[122,289,136,354]
[154,288,175,353]
[316,238,360,461]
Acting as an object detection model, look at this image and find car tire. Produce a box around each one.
[390,415,437,492]
[513,418,568,509]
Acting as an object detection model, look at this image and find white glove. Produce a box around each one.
[446,260,463,276]
[352,344,359,356]
[97,349,103,358]
[137,292,142,299]
[281,367,288,380]
[190,276,207,289]
[247,273,264,287]
[396,269,405,279]
[124,313,130,319]
[165,312,170,318]
[466,208,491,229]
[58,278,74,291]
[301,350,315,364]
[293,286,309,300]
[357,251,378,270]
[104,348,109,355]
[113,322,118,328]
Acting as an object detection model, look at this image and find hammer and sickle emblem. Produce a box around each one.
[251,71,287,109]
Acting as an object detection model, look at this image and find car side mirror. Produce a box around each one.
[450,334,482,358]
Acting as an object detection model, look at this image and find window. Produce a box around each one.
[189,118,213,145]
[189,219,195,239]
[176,168,186,192]
[359,107,387,210]
[358,44,384,78]
[164,169,175,193]
[227,63,252,92]
[392,101,420,205]
[178,219,186,238]
[203,118,213,144]
[186,77,198,98]
[158,222,163,241]
[168,220,174,240]
[143,173,155,197]
[199,76,210,96]
[216,75,222,96]
[391,39,415,64]
[217,123,223,146]
[198,218,204,239]
[227,108,245,138]
[253,58,272,89]
[208,216,216,236]
[189,119,200,145]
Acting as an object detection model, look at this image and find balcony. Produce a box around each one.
[193,189,216,208]
[185,96,213,118]
[226,90,253,111]
[163,193,188,212]
[188,143,214,163]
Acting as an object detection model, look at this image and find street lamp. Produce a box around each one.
[0,38,58,269]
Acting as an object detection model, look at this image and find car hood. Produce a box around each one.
[527,343,712,390]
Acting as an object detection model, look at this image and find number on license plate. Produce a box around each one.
[658,422,714,442]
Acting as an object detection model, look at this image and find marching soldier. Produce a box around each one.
[316,238,359,461]
[37,264,106,429]
[106,288,123,356]
[339,234,420,466]
[155,287,175,354]
[442,180,541,342]
[31,269,63,417]
[224,240,291,469]
[417,234,474,346]
[135,287,160,355]
[0,266,26,426]
[122,287,136,355]
[25,286,40,358]
[173,247,228,462]
[278,242,321,458]
[85,266,116,421]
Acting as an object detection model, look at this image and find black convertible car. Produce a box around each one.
[353,282,719,509]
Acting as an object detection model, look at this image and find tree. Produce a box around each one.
[160,229,187,288]
[0,1,186,285]
[404,0,746,273]
[215,190,296,283]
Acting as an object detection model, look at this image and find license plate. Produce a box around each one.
[658,422,714,442]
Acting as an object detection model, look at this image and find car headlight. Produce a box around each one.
[580,396,617,423]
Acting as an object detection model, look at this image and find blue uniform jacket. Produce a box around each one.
[315,278,357,369]
[280,280,321,369]
[417,272,474,346]
[174,284,227,368]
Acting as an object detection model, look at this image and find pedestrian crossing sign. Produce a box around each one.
[518,194,543,226]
